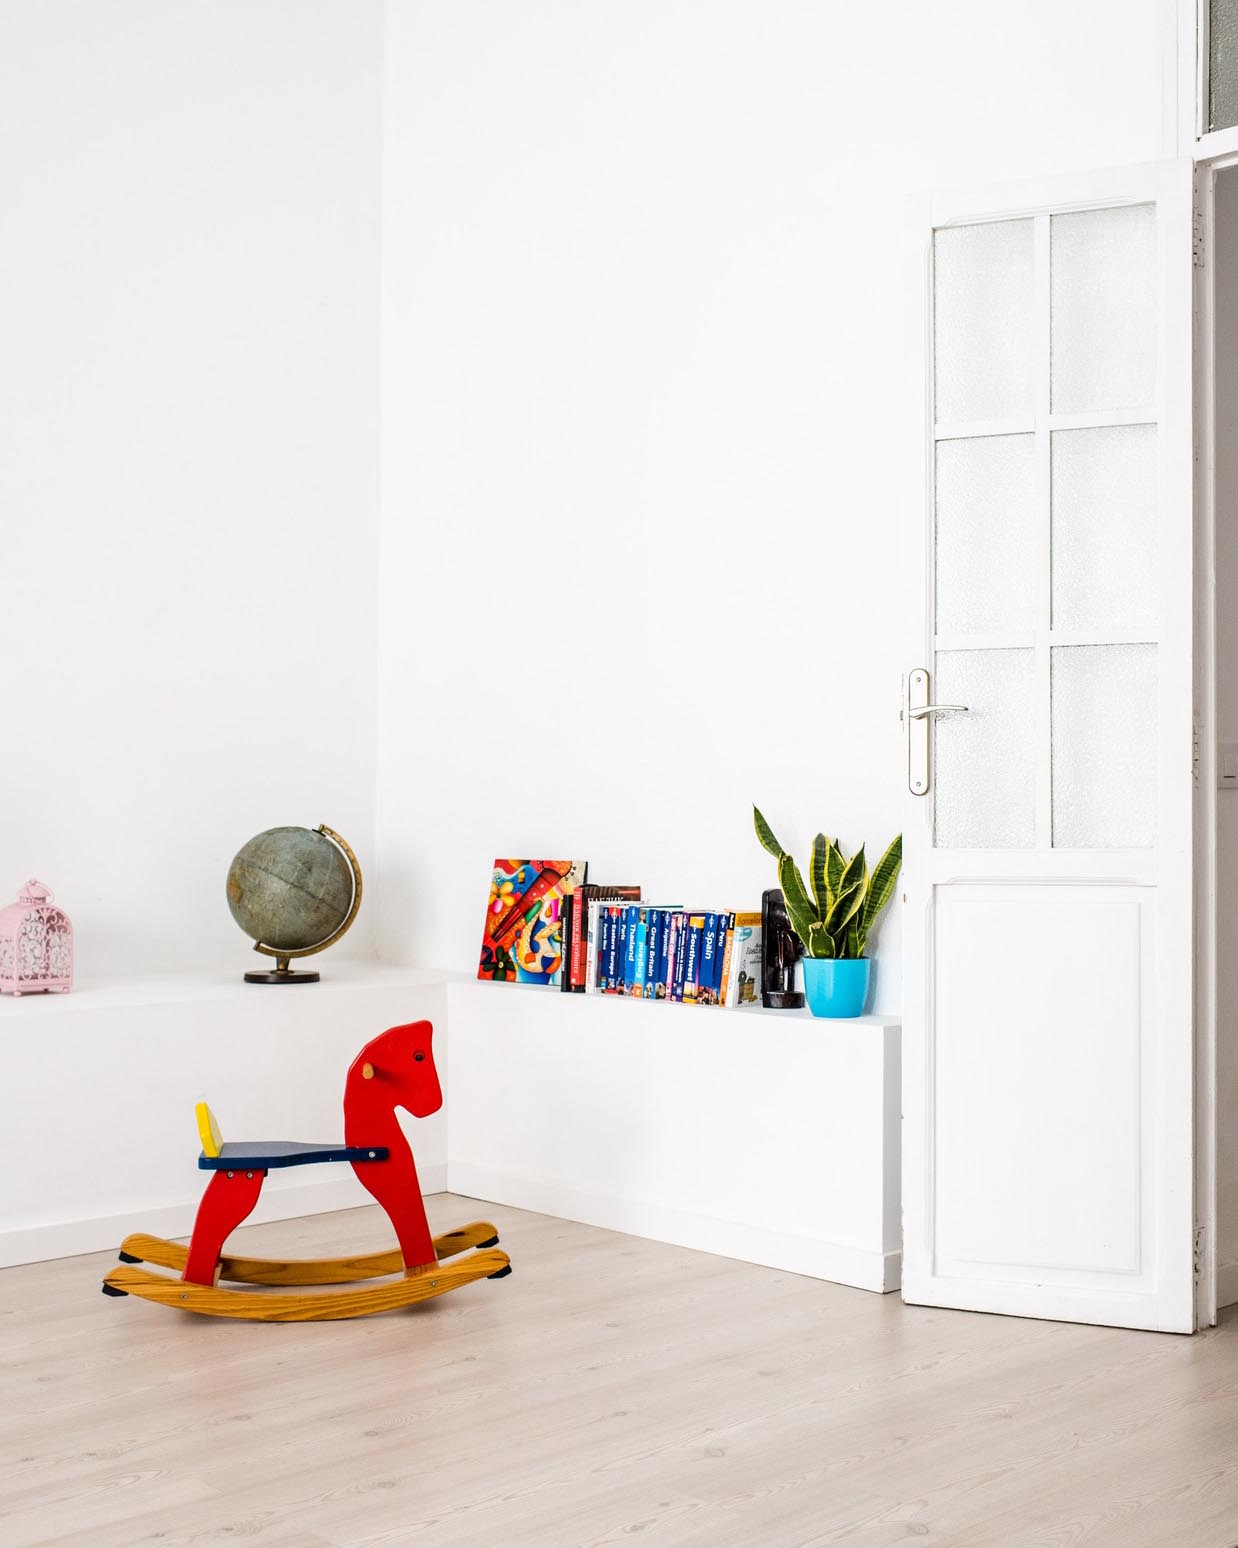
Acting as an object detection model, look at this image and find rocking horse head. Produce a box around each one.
[344,1020,442,1124]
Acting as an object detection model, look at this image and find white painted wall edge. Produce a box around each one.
[448,1160,900,1294]
[1,1165,447,1270]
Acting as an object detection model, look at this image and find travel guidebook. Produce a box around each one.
[477,859,588,985]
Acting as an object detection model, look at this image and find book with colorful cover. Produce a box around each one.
[614,907,630,992]
[477,859,587,984]
[715,911,737,1003]
[585,899,602,993]
[623,904,641,994]
[663,911,683,1001]
[697,912,720,1005]
[723,911,762,1006]
[682,914,705,1003]
[643,908,663,999]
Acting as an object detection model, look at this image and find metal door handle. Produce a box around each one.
[906,668,965,796]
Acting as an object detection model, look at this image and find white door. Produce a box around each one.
[902,160,1197,1332]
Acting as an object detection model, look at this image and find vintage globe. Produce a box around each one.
[226,824,362,983]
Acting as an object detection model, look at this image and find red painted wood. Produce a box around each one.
[183,1167,266,1286]
[343,1021,442,1272]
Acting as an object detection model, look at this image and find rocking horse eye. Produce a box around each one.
[414,1051,425,1062]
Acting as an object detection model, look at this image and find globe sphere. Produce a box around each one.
[226,826,355,952]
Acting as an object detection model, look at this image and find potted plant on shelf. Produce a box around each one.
[753,807,901,1019]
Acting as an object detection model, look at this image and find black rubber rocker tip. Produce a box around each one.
[487,1264,513,1280]
[118,1250,142,1263]
[101,1283,129,1297]
[477,1235,499,1250]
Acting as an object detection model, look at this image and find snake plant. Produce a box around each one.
[753,807,901,960]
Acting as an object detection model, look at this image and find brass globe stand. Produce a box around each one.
[243,826,363,985]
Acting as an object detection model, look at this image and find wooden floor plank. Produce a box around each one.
[3,1193,1237,1548]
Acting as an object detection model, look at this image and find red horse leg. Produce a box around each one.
[183,1169,266,1285]
[350,1150,436,1273]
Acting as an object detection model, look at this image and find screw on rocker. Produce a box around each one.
[101,1020,511,1320]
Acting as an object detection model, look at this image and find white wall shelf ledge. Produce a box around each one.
[445,978,901,1293]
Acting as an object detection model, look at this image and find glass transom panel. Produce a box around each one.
[1211,0,1238,132]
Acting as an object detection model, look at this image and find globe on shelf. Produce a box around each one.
[226,824,362,984]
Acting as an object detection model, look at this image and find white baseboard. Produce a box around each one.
[448,1160,900,1294]
[1217,1260,1238,1309]
[0,1162,447,1269]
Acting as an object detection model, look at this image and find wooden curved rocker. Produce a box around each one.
[101,1020,510,1321]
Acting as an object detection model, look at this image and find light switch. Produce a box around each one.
[1221,742,1238,790]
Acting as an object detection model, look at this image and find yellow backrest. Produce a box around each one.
[195,1101,223,1158]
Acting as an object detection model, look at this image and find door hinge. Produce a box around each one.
[1195,209,1206,268]
[1195,1224,1206,1280]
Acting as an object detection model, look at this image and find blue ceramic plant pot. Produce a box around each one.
[802,957,871,1019]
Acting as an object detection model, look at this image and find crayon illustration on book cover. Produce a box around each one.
[478,859,587,984]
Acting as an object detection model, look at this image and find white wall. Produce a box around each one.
[0,1,383,981]
[1212,166,1238,1296]
[376,0,1170,1012]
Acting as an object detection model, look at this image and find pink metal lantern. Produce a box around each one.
[0,880,72,996]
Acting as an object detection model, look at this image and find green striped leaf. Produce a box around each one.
[862,834,902,935]
[810,833,830,915]
[839,844,866,898]
[778,853,819,943]
[807,920,836,959]
[825,877,864,937]
[753,805,785,860]
[844,918,862,960]
[826,837,844,897]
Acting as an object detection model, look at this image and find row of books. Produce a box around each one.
[560,886,761,1006]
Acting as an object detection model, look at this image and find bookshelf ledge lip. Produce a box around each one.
[460,974,899,1026]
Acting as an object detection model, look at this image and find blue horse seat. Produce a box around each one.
[199,1140,389,1171]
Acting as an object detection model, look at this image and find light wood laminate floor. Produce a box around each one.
[4,1194,1238,1548]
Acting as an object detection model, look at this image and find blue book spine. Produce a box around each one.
[623,904,640,994]
[699,913,719,1005]
[632,907,649,996]
[644,909,662,999]
[602,906,620,991]
[657,910,674,999]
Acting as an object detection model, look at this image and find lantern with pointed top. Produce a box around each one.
[0,880,73,996]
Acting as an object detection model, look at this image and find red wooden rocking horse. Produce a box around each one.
[101,1020,510,1320]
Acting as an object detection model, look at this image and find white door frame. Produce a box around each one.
[1175,0,1238,1326]
[903,158,1198,1331]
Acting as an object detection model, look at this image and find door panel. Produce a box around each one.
[903,161,1195,1332]
[933,886,1148,1283]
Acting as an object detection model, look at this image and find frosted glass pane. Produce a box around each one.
[934,220,1034,423]
[1211,0,1238,131]
[1052,645,1156,849]
[934,649,1035,849]
[936,435,1038,633]
[1051,425,1157,632]
[1051,205,1156,414]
